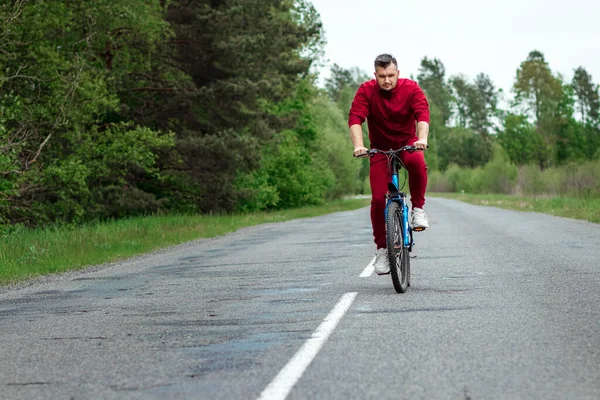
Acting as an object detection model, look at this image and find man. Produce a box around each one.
[349,53,430,275]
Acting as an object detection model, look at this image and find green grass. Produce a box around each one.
[0,198,369,285]
[429,192,600,223]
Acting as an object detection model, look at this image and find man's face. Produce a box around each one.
[375,64,399,91]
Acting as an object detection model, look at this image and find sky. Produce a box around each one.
[310,0,600,97]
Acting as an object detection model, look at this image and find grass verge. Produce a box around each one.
[0,198,369,285]
[429,192,600,224]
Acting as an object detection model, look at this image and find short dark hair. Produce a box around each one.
[374,54,398,70]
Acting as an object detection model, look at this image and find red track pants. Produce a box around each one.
[369,147,428,249]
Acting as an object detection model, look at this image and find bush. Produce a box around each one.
[562,161,600,196]
[445,164,474,192]
[235,131,334,211]
[516,165,544,195]
[514,160,600,197]
[479,145,517,194]
[539,167,566,195]
[429,145,518,194]
[428,170,450,192]
[429,154,600,198]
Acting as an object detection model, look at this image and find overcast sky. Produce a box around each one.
[311,0,600,96]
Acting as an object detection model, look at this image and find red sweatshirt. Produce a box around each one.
[348,79,430,150]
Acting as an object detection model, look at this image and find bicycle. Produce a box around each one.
[358,146,426,293]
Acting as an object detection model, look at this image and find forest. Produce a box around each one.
[1,0,598,229]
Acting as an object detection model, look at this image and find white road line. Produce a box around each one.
[359,256,375,277]
[257,292,358,400]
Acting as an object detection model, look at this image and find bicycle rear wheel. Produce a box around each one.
[386,201,410,293]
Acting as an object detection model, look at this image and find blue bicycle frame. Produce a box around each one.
[385,159,413,249]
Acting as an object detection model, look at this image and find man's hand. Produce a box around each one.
[353,146,369,157]
[414,139,428,150]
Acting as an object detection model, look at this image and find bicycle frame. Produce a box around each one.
[385,159,413,250]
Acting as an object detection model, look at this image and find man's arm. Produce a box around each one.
[412,84,430,150]
[349,124,367,156]
[348,83,369,156]
[415,121,429,150]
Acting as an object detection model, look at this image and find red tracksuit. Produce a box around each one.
[348,79,430,249]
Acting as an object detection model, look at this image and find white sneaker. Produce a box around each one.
[411,208,429,229]
[374,248,390,275]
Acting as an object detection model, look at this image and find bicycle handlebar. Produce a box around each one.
[354,145,429,158]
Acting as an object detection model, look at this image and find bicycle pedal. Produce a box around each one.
[412,227,426,232]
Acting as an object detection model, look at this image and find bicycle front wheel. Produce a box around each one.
[386,201,410,293]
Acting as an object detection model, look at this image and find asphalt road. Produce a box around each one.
[1,197,599,400]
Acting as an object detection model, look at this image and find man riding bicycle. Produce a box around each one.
[349,53,430,275]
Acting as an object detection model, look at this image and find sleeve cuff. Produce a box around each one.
[348,115,363,127]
